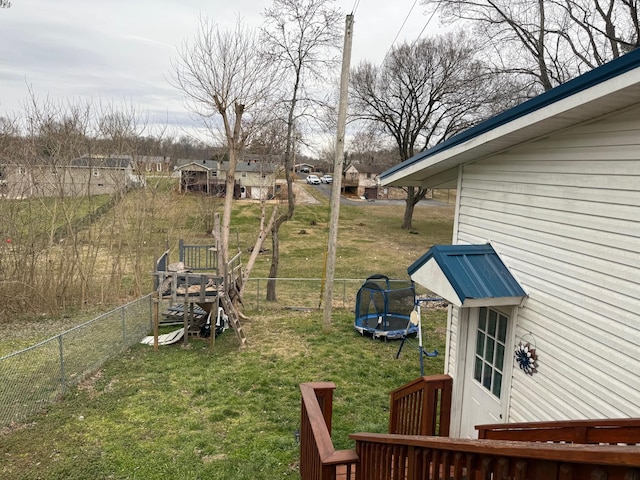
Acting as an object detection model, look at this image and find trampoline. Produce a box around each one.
[354,274,417,340]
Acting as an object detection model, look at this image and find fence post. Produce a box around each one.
[121,305,126,344]
[149,294,154,332]
[58,335,66,394]
[257,279,260,310]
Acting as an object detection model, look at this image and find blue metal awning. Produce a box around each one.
[408,244,527,308]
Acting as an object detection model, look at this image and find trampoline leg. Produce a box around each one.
[396,336,407,359]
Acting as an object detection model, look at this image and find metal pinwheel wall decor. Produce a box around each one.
[514,341,538,375]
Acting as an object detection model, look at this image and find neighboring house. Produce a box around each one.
[135,155,171,175]
[218,154,280,200]
[380,48,640,438]
[176,155,280,199]
[296,162,314,174]
[175,159,220,194]
[343,162,382,199]
[0,154,135,199]
[344,161,406,200]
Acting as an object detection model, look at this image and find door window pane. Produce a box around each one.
[476,332,485,356]
[493,372,503,397]
[474,308,509,399]
[479,307,487,330]
[495,344,505,370]
[474,357,483,382]
[482,365,493,389]
[485,338,495,363]
[498,315,508,342]
[488,310,497,336]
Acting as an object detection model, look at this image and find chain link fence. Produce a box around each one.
[0,295,153,430]
[242,277,363,311]
[0,278,436,431]
[242,277,435,312]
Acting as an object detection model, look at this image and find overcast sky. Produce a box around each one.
[0,0,438,150]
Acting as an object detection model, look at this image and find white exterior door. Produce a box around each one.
[459,307,511,438]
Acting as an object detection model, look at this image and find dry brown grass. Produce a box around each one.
[1,182,455,356]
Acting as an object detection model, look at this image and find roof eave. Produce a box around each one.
[408,244,527,309]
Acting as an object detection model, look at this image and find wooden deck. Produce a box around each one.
[151,242,246,348]
[300,376,640,480]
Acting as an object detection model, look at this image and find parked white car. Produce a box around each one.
[320,174,333,184]
[306,174,321,185]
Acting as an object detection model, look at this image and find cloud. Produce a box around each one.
[0,0,442,151]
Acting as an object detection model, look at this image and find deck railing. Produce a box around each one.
[476,417,640,445]
[349,433,640,480]
[300,375,640,479]
[389,375,452,437]
[299,382,358,480]
[178,239,218,271]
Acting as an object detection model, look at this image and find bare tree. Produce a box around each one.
[0,0,10,8]
[551,0,640,62]
[260,0,342,302]
[0,94,165,319]
[171,17,278,288]
[350,32,520,229]
[424,0,640,92]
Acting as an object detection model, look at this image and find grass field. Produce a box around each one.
[0,184,454,479]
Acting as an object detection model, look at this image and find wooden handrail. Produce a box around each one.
[477,417,640,444]
[388,374,452,437]
[300,382,358,480]
[350,433,640,479]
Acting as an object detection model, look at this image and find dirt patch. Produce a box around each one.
[292,181,320,204]
[243,313,311,359]
[1,421,38,436]
[76,370,104,398]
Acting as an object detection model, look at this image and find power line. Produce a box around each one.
[351,0,361,15]
[379,0,421,66]
[414,6,438,42]
[389,0,420,50]
[377,0,439,67]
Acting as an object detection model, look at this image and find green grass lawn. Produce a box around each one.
[0,308,447,480]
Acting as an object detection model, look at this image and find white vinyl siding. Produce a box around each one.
[454,105,640,423]
[446,306,459,376]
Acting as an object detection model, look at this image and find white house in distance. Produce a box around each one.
[381,48,640,438]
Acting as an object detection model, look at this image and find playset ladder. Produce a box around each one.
[219,291,247,346]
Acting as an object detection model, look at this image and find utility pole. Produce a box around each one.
[322,14,354,332]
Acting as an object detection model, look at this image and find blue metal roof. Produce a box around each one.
[408,244,526,305]
[381,47,640,181]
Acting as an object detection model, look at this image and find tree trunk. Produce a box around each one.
[221,149,235,272]
[401,186,417,230]
[402,199,416,230]
[266,221,281,301]
[240,205,277,298]
[265,85,298,302]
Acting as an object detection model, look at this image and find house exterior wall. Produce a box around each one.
[344,166,381,198]
[236,170,273,188]
[136,156,171,174]
[378,186,407,200]
[1,164,131,198]
[448,105,640,425]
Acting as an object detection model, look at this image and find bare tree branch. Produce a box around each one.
[350,32,521,229]
[260,0,342,301]
[171,17,279,278]
[424,0,640,91]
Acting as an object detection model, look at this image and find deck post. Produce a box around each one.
[153,293,159,350]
